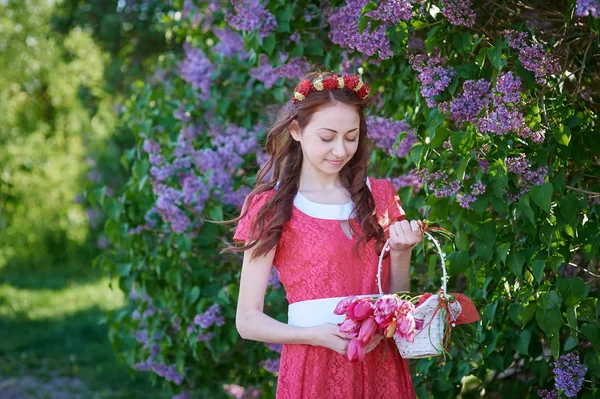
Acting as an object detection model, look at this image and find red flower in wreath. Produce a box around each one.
[296,79,312,96]
[343,75,360,90]
[322,75,339,90]
[356,84,371,99]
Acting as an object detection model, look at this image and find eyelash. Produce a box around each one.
[321,138,357,142]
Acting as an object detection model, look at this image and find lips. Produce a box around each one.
[326,159,344,165]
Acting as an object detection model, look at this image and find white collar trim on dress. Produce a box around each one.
[274,177,372,220]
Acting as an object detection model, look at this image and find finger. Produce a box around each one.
[399,220,412,235]
[410,220,421,233]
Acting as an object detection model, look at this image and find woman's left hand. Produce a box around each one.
[388,220,424,252]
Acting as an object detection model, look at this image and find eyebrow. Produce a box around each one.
[319,128,359,134]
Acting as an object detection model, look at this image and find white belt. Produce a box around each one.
[287,294,379,327]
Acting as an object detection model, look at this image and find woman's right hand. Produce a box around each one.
[309,323,353,355]
[308,323,384,357]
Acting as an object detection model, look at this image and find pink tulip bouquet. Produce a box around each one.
[335,294,424,363]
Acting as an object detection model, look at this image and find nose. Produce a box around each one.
[331,139,348,158]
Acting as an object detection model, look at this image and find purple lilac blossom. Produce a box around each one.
[212,28,249,60]
[441,79,492,125]
[397,133,419,158]
[576,0,600,17]
[472,181,486,195]
[268,266,281,289]
[249,54,280,89]
[328,0,393,59]
[260,358,280,373]
[366,116,413,157]
[504,30,560,83]
[178,43,214,100]
[441,0,476,26]
[265,343,283,353]
[408,54,456,107]
[476,104,529,137]
[457,193,477,209]
[225,0,277,38]
[537,389,558,399]
[143,139,161,154]
[505,153,528,175]
[275,57,312,80]
[369,0,414,24]
[443,138,452,150]
[390,174,423,193]
[194,304,225,328]
[553,352,587,397]
[495,71,522,104]
[135,330,149,344]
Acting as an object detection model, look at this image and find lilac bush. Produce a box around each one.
[96,0,600,397]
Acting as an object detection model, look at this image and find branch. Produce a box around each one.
[568,262,600,279]
[574,35,595,98]
[565,185,600,197]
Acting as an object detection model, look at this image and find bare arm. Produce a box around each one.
[235,242,314,345]
[235,241,354,355]
[389,249,412,293]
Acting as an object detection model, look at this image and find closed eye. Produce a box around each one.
[321,138,358,142]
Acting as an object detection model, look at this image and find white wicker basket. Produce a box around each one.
[375,231,450,359]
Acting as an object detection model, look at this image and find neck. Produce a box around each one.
[297,162,343,191]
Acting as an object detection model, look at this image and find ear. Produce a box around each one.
[289,120,301,142]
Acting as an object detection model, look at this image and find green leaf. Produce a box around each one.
[188,286,201,304]
[455,230,469,251]
[448,250,469,274]
[559,194,578,223]
[132,159,150,180]
[207,205,223,222]
[358,16,370,35]
[557,277,589,307]
[453,33,473,56]
[517,329,531,355]
[489,41,505,70]
[475,47,487,68]
[531,360,549,383]
[508,250,525,277]
[563,335,578,351]
[530,182,553,213]
[531,259,546,284]
[551,333,560,359]
[496,242,510,265]
[539,290,562,310]
[360,1,378,16]
[261,35,276,55]
[554,124,571,146]
[518,194,535,224]
[88,186,107,207]
[582,322,600,349]
[103,199,124,221]
[535,308,561,335]
[522,302,538,326]
[167,268,182,291]
[457,155,471,182]
[117,263,133,277]
[368,19,383,34]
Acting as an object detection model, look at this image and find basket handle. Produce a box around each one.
[376,231,448,296]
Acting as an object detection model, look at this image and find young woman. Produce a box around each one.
[225,70,423,398]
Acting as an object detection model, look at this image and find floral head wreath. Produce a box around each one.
[292,73,371,104]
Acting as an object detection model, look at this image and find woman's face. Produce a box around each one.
[290,102,360,176]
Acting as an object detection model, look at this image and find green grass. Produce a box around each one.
[0,265,169,398]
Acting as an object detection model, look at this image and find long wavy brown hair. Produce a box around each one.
[219,70,387,261]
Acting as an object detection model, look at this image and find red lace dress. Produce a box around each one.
[233,177,416,399]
